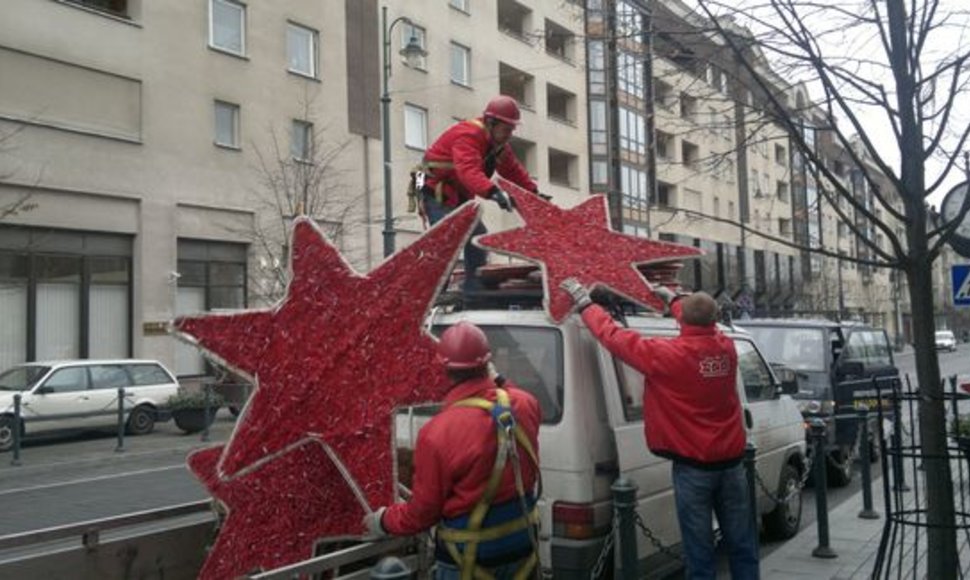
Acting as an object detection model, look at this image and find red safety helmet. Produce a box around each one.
[438,322,492,370]
[483,96,521,126]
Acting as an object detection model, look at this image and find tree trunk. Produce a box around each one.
[905,232,957,579]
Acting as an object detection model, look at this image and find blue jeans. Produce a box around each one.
[672,462,760,580]
[423,193,487,293]
[433,559,528,580]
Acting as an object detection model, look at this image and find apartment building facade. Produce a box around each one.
[0,0,589,374]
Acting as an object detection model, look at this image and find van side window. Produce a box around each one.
[842,331,867,365]
[866,331,892,366]
[736,340,774,402]
[128,364,174,386]
[90,365,130,389]
[614,361,644,422]
[42,367,90,393]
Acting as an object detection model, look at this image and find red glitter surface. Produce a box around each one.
[476,178,703,322]
[172,203,481,577]
[188,441,365,580]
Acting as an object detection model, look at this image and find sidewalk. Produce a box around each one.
[761,484,886,579]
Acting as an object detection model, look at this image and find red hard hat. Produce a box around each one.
[438,322,492,370]
[483,96,521,126]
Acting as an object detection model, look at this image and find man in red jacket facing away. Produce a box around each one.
[561,279,758,580]
[417,95,540,294]
[362,322,542,580]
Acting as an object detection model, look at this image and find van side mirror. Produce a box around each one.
[838,361,865,379]
[34,386,54,395]
[770,363,799,395]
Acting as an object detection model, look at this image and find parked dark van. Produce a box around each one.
[737,319,900,486]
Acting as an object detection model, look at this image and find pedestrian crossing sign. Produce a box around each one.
[954,264,970,306]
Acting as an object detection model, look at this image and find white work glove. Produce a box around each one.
[560,278,592,311]
[362,507,388,539]
[489,187,516,212]
[653,285,678,306]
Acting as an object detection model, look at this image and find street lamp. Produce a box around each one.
[381,6,427,258]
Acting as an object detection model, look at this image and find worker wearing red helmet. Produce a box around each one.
[415,96,544,293]
[362,322,542,580]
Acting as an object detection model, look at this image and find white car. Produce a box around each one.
[0,359,180,451]
[935,330,957,352]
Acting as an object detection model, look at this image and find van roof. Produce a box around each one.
[15,359,165,368]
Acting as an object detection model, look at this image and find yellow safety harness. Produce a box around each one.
[406,119,506,214]
[436,388,541,580]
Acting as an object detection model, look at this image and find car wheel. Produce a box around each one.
[0,416,20,452]
[763,463,803,540]
[126,405,156,436]
[827,447,854,487]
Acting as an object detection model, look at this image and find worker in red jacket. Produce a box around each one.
[415,95,541,293]
[363,322,542,580]
[561,279,758,580]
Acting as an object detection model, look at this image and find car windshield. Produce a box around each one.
[0,366,50,392]
[936,331,954,339]
[742,326,828,372]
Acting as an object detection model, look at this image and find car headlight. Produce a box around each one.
[797,399,835,415]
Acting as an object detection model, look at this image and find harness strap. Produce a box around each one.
[440,389,539,580]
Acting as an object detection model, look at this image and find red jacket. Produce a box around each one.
[423,118,537,208]
[382,376,541,535]
[581,301,746,467]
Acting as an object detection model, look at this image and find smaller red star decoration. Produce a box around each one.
[476,178,702,322]
[188,441,365,580]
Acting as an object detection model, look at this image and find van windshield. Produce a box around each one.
[742,326,827,372]
[0,366,50,392]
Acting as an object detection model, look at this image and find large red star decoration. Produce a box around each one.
[477,178,703,322]
[172,203,481,579]
[187,442,365,580]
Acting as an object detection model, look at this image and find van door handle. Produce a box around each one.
[744,409,754,429]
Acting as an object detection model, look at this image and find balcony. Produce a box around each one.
[498,0,533,45]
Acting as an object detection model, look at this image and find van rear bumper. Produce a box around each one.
[550,536,608,579]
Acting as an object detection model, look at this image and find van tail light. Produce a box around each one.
[552,501,610,540]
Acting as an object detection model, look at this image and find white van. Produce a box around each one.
[397,305,807,578]
[0,359,179,450]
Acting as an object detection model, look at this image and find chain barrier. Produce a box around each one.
[753,453,813,507]
[633,512,682,562]
[588,513,617,580]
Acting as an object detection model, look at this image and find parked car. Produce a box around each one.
[737,319,900,487]
[395,303,807,578]
[935,330,957,352]
[0,359,180,451]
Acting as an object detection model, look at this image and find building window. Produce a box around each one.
[681,140,699,169]
[176,240,247,376]
[509,137,536,174]
[401,23,427,70]
[403,104,428,150]
[590,99,608,153]
[287,23,318,78]
[621,164,648,210]
[449,0,469,12]
[657,182,674,208]
[291,120,313,161]
[656,130,674,161]
[728,201,736,220]
[499,62,534,108]
[619,107,646,155]
[618,51,643,96]
[588,41,606,94]
[679,94,697,121]
[654,80,673,108]
[775,143,787,166]
[65,0,129,18]
[0,228,132,366]
[548,148,578,187]
[776,181,789,202]
[779,218,792,236]
[547,83,576,124]
[450,42,471,86]
[209,0,246,56]
[713,196,720,217]
[545,19,575,62]
[592,160,609,185]
[214,101,240,149]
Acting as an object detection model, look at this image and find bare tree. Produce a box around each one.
[0,123,37,222]
[238,104,365,305]
[685,0,970,575]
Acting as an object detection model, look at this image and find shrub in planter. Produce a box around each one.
[167,389,225,434]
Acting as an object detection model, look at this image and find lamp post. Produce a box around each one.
[381,6,427,258]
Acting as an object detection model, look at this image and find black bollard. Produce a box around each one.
[11,393,22,466]
[856,405,879,520]
[743,442,760,560]
[370,556,411,579]
[115,387,125,453]
[612,477,640,580]
[810,419,837,558]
